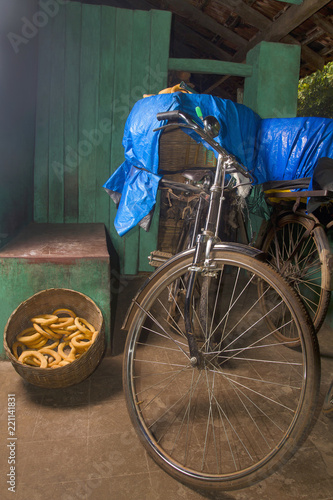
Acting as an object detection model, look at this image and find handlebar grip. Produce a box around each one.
[156,110,181,122]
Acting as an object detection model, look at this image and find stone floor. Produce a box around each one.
[1,275,332,500]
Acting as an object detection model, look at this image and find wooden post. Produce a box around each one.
[243,41,301,118]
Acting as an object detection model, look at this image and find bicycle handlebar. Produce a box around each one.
[155,110,254,183]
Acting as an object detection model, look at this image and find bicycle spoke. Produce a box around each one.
[124,250,319,489]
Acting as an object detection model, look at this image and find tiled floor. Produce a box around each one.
[1,275,332,500]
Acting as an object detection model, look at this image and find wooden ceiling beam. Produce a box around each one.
[250,0,332,46]
[214,0,271,30]
[282,35,326,70]
[150,0,248,48]
[173,20,233,61]
[299,42,326,69]
[313,12,333,38]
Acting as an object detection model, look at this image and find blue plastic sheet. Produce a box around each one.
[255,117,333,183]
[103,93,333,236]
[104,93,260,236]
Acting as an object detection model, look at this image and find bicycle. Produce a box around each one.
[121,109,321,491]
[153,134,333,342]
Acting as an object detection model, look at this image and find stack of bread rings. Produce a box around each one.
[12,308,98,369]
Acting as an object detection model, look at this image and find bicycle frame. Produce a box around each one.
[154,110,255,365]
[184,153,238,364]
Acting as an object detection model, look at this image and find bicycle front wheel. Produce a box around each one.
[123,248,320,491]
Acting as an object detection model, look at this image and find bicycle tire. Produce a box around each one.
[260,212,331,335]
[123,247,320,491]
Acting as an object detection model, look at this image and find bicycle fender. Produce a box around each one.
[122,243,265,331]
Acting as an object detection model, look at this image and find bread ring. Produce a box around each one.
[45,340,60,350]
[18,350,48,368]
[52,308,77,318]
[63,330,81,341]
[12,341,26,359]
[50,317,74,329]
[24,358,41,367]
[70,333,93,351]
[19,327,36,336]
[66,324,79,332]
[27,337,48,350]
[30,314,58,326]
[49,328,70,336]
[17,328,42,345]
[74,317,95,334]
[33,323,62,340]
[58,341,76,361]
[58,360,70,366]
[39,347,62,367]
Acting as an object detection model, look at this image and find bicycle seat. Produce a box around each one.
[181,169,213,182]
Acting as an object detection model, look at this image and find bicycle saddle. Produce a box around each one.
[181,169,213,182]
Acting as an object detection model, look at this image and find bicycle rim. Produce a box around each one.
[123,249,320,491]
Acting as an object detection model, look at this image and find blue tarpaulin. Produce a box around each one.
[256,117,333,183]
[103,93,333,236]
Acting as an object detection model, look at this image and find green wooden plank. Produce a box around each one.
[139,10,171,272]
[99,7,123,267]
[78,5,101,223]
[149,10,172,95]
[111,8,134,273]
[168,58,253,77]
[130,10,151,108]
[64,2,81,223]
[34,11,52,222]
[95,5,116,229]
[48,5,66,223]
[123,9,152,275]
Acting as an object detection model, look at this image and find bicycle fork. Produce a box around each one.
[184,155,226,366]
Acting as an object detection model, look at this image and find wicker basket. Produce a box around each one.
[158,129,217,254]
[3,288,105,388]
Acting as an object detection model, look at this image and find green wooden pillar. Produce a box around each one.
[243,41,301,119]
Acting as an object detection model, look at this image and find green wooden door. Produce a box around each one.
[34,3,171,274]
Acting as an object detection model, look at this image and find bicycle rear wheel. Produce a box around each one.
[261,212,331,334]
[123,247,320,491]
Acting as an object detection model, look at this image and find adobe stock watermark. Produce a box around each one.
[7,0,69,54]
[51,64,167,182]
[61,430,135,500]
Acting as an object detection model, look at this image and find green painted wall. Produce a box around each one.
[244,41,301,119]
[0,0,38,245]
[34,2,171,274]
